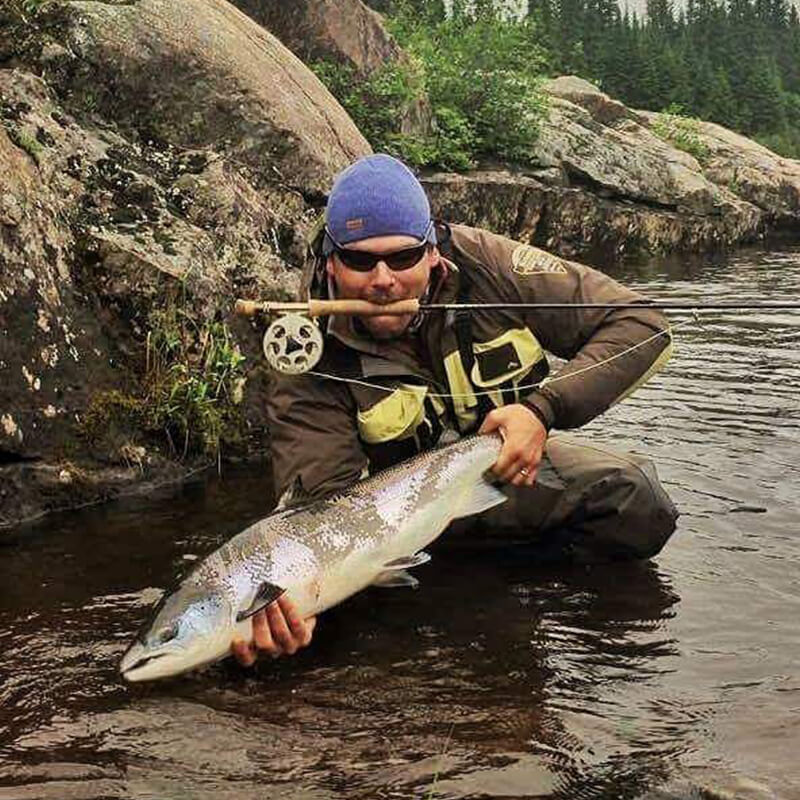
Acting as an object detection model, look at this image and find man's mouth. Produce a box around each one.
[366,294,408,307]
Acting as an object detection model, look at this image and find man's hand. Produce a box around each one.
[231,595,316,666]
[479,403,548,488]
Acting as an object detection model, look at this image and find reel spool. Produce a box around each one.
[262,313,324,375]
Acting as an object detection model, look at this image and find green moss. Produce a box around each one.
[9,127,43,165]
[652,104,710,166]
[80,389,146,454]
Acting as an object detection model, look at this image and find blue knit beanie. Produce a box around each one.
[325,154,436,247]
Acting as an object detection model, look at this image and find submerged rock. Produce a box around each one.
[644,766,787,799]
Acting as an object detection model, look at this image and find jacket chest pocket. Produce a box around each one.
[444,328,549,430]
[355,383,447,471]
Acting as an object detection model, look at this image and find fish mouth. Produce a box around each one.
[119,641,176,683]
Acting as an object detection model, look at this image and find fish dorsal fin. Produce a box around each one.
[372,570,420,589]
[452,472,507,520]
[382,551,431,570]
[236,580,286,622]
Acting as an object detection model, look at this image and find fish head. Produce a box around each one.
[120,583,234,682]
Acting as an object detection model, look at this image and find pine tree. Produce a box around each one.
[741,55,787,133]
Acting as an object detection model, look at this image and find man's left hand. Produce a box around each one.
[478,404,548,487]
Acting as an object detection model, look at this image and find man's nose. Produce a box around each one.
[369,260,396,287]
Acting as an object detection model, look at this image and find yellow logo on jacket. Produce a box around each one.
[511,245,567,276]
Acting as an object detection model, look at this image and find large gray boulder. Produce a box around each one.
[233,0,402,75]
[234,0,432,138]
[57,0,369,194]
[0,0,370,528]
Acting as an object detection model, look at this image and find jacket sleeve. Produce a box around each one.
[456,227,673,430]
[267,371,368,503]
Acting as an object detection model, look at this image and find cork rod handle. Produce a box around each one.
[234,298,421,317]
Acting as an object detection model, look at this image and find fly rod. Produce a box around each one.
[236,298,800,375]
[235,298,800,317]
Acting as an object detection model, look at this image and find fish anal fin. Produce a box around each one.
[382,551,431,570]
[236,580,286,622]
[372,570,420,589]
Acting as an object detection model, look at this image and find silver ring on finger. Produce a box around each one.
[519,467,529,476]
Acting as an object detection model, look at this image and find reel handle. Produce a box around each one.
[235,298,421,317]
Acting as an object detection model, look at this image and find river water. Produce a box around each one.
[1,244,799,800]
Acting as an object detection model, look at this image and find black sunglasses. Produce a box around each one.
[333,241,430,273]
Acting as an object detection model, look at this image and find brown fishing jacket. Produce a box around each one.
[267,223,672,503]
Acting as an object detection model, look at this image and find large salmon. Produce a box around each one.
[120,434,506,681]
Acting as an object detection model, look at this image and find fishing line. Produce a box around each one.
[306,317,698,399]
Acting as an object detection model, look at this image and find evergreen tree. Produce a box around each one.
[741,55,788,133]
[706,67,740,128]
[646,0,675,38]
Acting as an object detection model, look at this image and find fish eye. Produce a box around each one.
[156,624,179,645]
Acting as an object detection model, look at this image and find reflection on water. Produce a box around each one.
[1,245,799,799]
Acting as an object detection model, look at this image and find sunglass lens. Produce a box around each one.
[335,243,428,272]
[336,250,378,271]
[386,244,427,270]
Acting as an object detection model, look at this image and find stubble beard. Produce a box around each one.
[362,312,414,340]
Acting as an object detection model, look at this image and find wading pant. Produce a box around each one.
[465,435,679,563]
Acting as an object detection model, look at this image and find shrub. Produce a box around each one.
[393,8,548,164]
[651,103,711,165]
[312,5,549,170]
[144,304,246,459]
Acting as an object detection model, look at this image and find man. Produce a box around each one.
[232,153,678,666]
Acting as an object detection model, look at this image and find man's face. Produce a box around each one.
[326,234,438,340]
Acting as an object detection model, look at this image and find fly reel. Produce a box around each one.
[262,313,324,375]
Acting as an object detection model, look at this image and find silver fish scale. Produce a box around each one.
[187,434,500,607]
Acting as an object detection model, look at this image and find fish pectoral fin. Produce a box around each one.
[235,580,286,622]
[372,570,420,589]
[453,474,507,520]
[382,551,431,570]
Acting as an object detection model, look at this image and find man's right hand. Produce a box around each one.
[478,403,548,487]
[231,595,316,666]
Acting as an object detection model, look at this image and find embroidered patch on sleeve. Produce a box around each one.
[511,245,568,276]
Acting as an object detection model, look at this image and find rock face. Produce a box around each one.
[0,0,369,528]
[233,0,401,75]
[425,76,798,261]
[234,0,432,137]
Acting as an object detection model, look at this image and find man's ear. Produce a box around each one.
[325,255,335,277]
